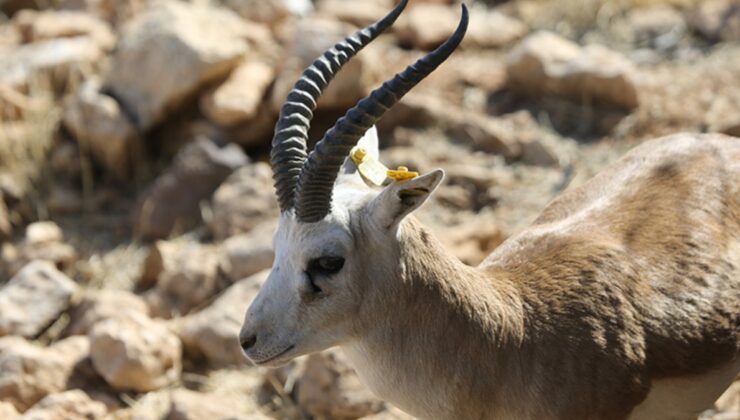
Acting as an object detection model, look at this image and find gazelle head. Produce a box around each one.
[240,0,468,367]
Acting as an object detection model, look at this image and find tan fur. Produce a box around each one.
[341,133,740,419]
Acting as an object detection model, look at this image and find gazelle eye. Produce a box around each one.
[307,256,345,277]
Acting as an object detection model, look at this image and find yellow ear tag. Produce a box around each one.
[387,166,419,182]
[351,146,389,186]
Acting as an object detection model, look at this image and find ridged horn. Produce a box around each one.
[294,4,469,223]
[270,0,409,212]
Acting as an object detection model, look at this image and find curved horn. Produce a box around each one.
[271,0,409,212]
[294,4,469,223]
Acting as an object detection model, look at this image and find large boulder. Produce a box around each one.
[62,78,140,179]
[506,31,639,109]
[89,311,182,392]
[209,162,278,240]
[0,336,90,411]
[134,138,247,240]
[21,389,107,420]
[104,1,250,130]
[175,270,268,366]
[0,260,78,338]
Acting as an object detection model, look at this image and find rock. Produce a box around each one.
[0,196,11,241]
[62,78,140,179]
[714,379,740,414]
[0,36,103,91]
[200,59,276,127]
[64,289,148,336]
[215,105,278,148]
[446,112,524,159]
[219,0,313,26]
[209,162,278,240]
[440,220,507,265]
[57,0,148,27]
[519,136,562,167]
[506,31,639,109]
[14,9,115,50]
[219,221,276,282]
[134,138,248,240]
[0,84,43,121]
[49,141,82,179]
[396,4,458,50]
[25,221,64,244]
[175,270,268,366]
[104,1,249,130]
[626,6,685,47]
[687,0,740,42]
[142,241,224,317]
[270,17,381,112]
[0,225,77,278]
[0,402,19,419]
[90,311,182,392]
[464,8,528,49]
[317,0,391,27]
[0,261,78,338]
[360,407,415,419]
[0,336,90,411]
[47,185,84,214]
[21,389,106,420]
[297,349,385,419]
[167,388,269,420]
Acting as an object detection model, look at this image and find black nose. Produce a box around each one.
[240,334,257,352]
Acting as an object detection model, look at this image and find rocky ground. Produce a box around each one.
[0,0,739,419]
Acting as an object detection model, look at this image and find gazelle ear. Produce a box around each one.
[337,126,380,189]
[370,169,444,230]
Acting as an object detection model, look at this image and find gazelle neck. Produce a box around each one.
[342,219,525,420]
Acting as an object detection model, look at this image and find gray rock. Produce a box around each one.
[209,162,278,240]
[104,1,249,130]
[64,289,149,336]
[62,78,140,179]
[297,349,386,419]
[0,260,78,338]
[134,138,247,240]
[90,311,182,392]
[167,388,271,420]
[0,336,90,411]
[220,221,276,282]
[13,9,115,50]
[0,36,103,91]
[175,270,268,366]
[21,389,106,420]
[142,241,224,318]
[506,31,639,109]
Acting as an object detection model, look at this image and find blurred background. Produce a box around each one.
[0,0,738,418]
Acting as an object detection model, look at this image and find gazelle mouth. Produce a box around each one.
[251,345,295,366]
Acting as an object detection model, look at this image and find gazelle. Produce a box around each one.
[239,1,740,419]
